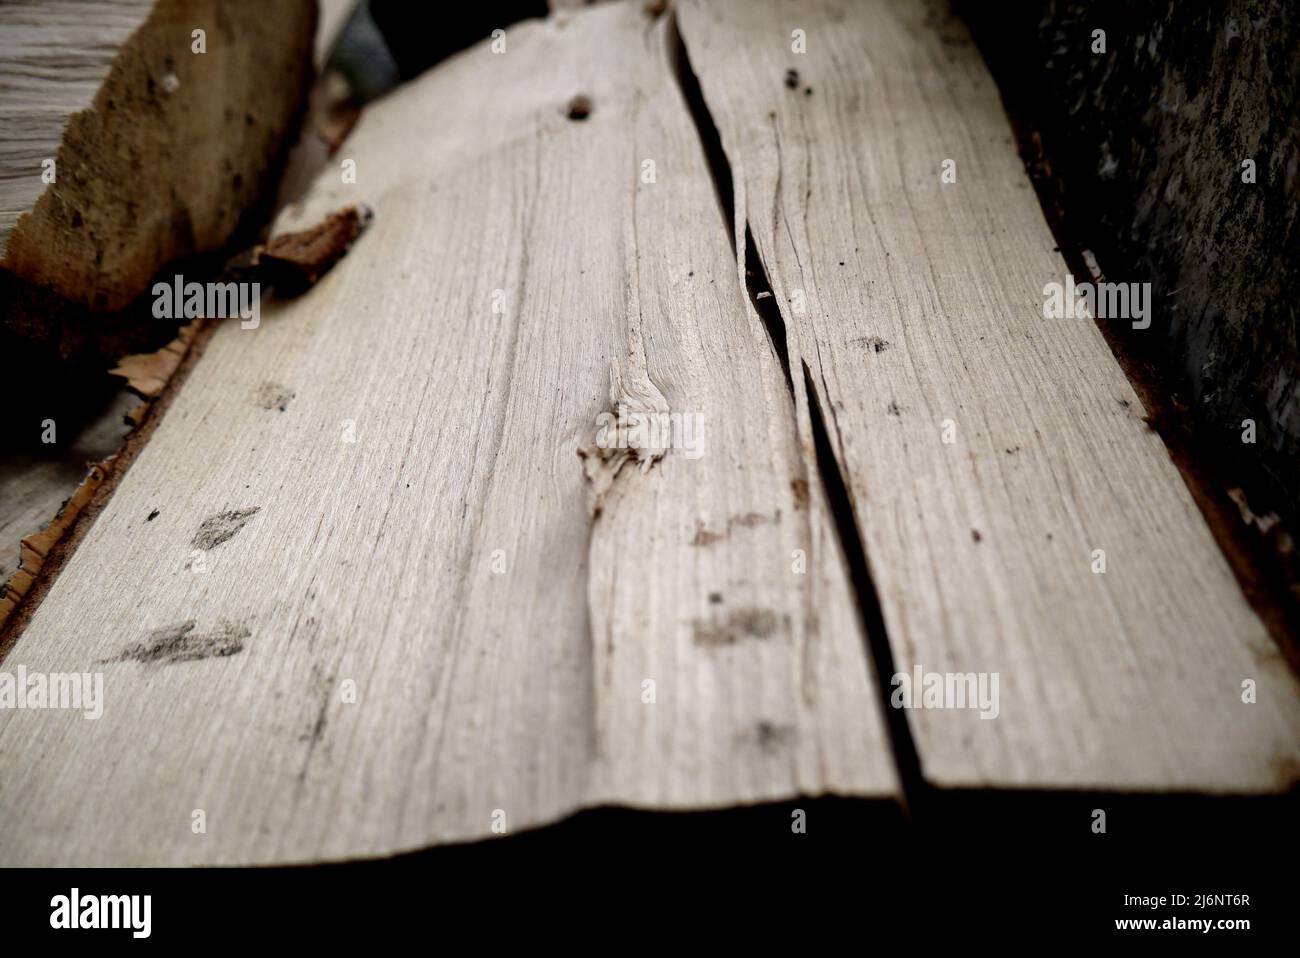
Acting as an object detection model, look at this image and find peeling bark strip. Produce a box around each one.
[110,320,202,398]
[0,0,317,316]
[0,2,896,867]
[676,0,1300,791]
[255,204,373,291]
[0,458,114,634]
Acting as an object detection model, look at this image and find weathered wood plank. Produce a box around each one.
[966,0,1300,528]
[677,0,1300,791]
[0,1,895,866]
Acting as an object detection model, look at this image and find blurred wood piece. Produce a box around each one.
[0,0,316,315]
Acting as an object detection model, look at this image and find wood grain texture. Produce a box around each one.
[677,0,1300,791]
[0,0,315,311]
[0,1,896,866]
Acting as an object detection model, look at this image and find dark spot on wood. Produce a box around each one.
[887,400,902,415]
[146,509,160,522]
[753,721,795,752]
[192,507,260,550]
[851,335,890,352]
[709,592,723,604]
[972,529,983,542]
[791,477,810,509]
[108,620,249,666]
[253,381,295,412]
[299,663,336,753]
[691,521,725,547]
[730,511,772,529]
[784,68,799,89]
[566,94,592,120]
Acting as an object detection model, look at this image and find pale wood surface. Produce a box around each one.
[676,0,1300,791]
[0,2,896,866]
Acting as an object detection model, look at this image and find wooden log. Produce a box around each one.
[676,0,1300,791]
[0,0,316,315]
[0,1,896,866]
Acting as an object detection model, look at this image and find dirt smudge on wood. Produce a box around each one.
[109,620,249,666]
[693,608,785,647]
[691,521,725,547]
[751,720,796,753]
[192,507,260,550]
[692,512,778,546]
[253,382,295,412]
[791,477,809,509]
